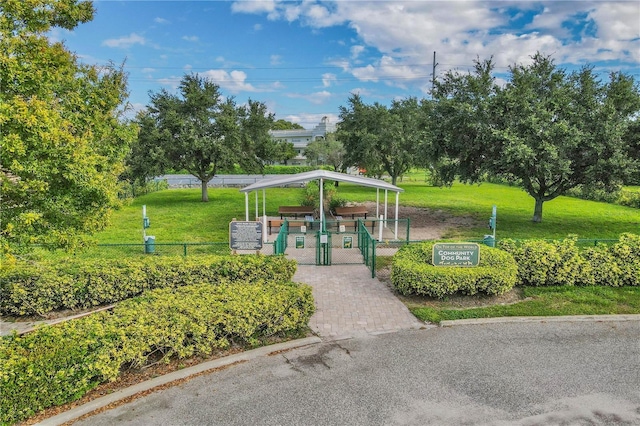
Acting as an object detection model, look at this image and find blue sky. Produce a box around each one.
[52,1,639,128]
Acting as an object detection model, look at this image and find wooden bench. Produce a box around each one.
[268,218,315,235]
[333,218,375,233]
[335,206,368,219]
[268,219,283,235]
[278,206,315,219]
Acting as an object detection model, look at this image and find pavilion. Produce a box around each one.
[239,170,404,241]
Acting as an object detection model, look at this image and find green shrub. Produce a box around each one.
[0,280,314,425]
[499,233,640,287]
[391,242,518,298]
[498,236,589,287]
[0,255,297,316]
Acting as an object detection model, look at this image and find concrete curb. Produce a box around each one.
[439,314,640,327]
[35,336,322,426]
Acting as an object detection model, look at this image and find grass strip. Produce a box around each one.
[410,286,640,324]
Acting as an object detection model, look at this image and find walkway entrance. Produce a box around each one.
[294,264,425,339]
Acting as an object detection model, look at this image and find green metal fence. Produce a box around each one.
[358,219,377,278]
[274,220,289,255]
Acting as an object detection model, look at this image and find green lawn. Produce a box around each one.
[93,178,640,243]
[410,286,640,324]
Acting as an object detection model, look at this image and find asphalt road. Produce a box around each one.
[74,321,640,426]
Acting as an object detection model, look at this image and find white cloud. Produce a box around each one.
[183,64,193,71]
[102,33,146,48]
[254,23,263,31]
[201,69,258,93]
[142,67,155,74]
[154,17,170,24]
[231,0,277,15]
[322,73,337,87]
[350,45,365,59]
[157,76,182,90]
[283,113,339,129]
[287,90,332,105]
[182,35,199,42]
[588,2,640,41]
[232,0,638,92]
[270,54,282,65]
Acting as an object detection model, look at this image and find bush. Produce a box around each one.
[391,242,518,298]
[0,280,314,425]
[499,233,640,287]
[0,255,297,316]
[498,236,589,287]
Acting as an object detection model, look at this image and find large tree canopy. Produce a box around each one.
[433,53,640,222]
[304,132,346,172]
[0,0,136,256]
[134,74,276,201]
[338,95,429,185]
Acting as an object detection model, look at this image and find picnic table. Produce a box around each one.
[278,206,315,219]
[335,206,368,219]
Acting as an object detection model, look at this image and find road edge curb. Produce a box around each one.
[439,314,640,327]
[35,336,322,426]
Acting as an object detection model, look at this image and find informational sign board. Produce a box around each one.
[343,236,353,249]
[295,236,305,249]
[432,243,480,267]
[229,221,263,250]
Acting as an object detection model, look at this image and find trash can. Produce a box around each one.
[144,235,155,254]
[483,235,495,248]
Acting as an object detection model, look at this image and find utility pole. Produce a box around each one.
[431,51,438,97]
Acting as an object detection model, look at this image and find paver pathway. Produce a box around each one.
[293,264,425,340]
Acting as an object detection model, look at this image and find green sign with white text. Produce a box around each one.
[432,243,480,267]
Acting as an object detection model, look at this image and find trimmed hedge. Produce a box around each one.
[391,242,518,298]
[499,233,640,287]
[0,280,314,425]
[0,255,297,316]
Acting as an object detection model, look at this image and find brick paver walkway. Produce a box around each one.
[293,264,425,340]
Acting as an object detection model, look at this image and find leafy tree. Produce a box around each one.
[430,59,497,184]
[0,0,136,256]
[338,95,426,185]
[623,116,640,185]
[137,74,275,201]
[272,119,304,130]
[304,133,346,172]
[433,53,640,222]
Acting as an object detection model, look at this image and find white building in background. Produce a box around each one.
[269,116,336,165]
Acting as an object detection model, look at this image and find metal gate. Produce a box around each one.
[273,218,408,271]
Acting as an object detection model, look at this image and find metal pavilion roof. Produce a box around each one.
[239,170,404,193]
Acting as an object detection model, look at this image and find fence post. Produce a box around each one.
[183,244,187,256]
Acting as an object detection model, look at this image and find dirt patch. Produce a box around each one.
[360,201,480,240]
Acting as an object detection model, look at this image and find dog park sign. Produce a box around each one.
[432,243,480,267]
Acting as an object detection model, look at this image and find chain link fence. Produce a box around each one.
[28,242,235,261]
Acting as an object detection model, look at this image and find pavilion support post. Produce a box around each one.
[319,178,324,231]
[245,193,249,221]
[262,189,267,243]
[395,191,399,238]
[376,189,380,221]
[384,190,388,228]
[255,192,259,221]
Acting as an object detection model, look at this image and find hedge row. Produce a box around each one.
[391,243,518,298]
[499,233,640,287]
[0,280,315,425]
[0,255,297,316]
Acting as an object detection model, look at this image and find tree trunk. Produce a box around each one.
[532,197,543,222]
[201,179,209,202]
[391,175,397,185]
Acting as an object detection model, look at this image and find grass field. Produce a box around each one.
[409,286,640,324]
[94,178,640,244]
